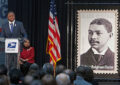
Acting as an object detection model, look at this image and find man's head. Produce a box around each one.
[9,68,22,84]
[43,63,54,75]
[24,75,34,85]
[84,66,94,83]
[76,66,86,78]
[0,75,10,85]
[7,11,15,22]
[56,64,66,75]
[88,18,113,52]
[29,63,39,71]
[63,69,76,84]
[56,73,70,85]
[42,74,57,85]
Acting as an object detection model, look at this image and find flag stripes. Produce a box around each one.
[46,0,61,65]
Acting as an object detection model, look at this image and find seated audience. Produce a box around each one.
[56,64,66,75]
[30,80,43,85]
[56,73,70,85]
[43,63,54,75]
[24,75,34,85]
[0,64,7,76]
[38,68,46,79]
[74,66,92,85]
[9,68,23,85]
[27,63,40,77]
[29,63,39,71]
[19,39,35,75]
[42,74,57,85]
[63,69,76,84]
[84,66,98,85]
[27,70,40,80]
[0,75,10,85]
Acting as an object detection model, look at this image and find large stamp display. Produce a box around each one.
[77,10,118,74]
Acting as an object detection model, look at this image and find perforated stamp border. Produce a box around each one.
[76,10,118,74]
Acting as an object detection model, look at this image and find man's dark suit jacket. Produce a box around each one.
[80,48,114,69]
[1,20,27,38]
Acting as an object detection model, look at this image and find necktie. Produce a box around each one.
[10,23,14,32]
[94,54,102,62]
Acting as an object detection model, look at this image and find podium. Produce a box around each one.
[0,38,22,70]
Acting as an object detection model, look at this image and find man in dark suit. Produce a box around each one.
[1,12,27,38]
[1,11,27,70]
[81,18,114,70]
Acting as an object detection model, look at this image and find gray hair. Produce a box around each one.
[29,63,39,71]
[56,73,70,85]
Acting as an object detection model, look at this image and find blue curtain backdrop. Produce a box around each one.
[8,0,67,67]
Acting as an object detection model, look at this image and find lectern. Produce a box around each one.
[0,38,21,70]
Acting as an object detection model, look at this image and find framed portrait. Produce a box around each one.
[66,2,120,79]
[77,10,118,74]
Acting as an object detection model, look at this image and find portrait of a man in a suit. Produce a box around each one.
[80,18,114,70]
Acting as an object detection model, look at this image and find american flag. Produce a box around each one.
[46,0,61,66]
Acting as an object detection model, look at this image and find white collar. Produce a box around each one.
[92,47,108,55]
[9,20,15,25]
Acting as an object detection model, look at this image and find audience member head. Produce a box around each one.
[30,80,43,85]
[56,64,66,75]
[9,68,22,84]
[0,75,10,85]
[0,64,7,75]
[39,68,46,79]
[27,70,40,80]
[63,69,76,84]
[76,66,86,78]
[24,75,34,85]
[43,63,54,75]
[84,66,94,83]
[42,74,57,85]
[29,63,39,71]
[56,73,70,85]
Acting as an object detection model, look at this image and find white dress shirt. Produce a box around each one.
[92,47,108,55]
[9,20,15,30]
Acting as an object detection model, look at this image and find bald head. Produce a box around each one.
[56,73,70,85]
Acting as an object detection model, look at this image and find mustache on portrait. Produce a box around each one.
[89,39,99,44]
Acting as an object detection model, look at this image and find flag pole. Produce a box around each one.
[54,64,56,77]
